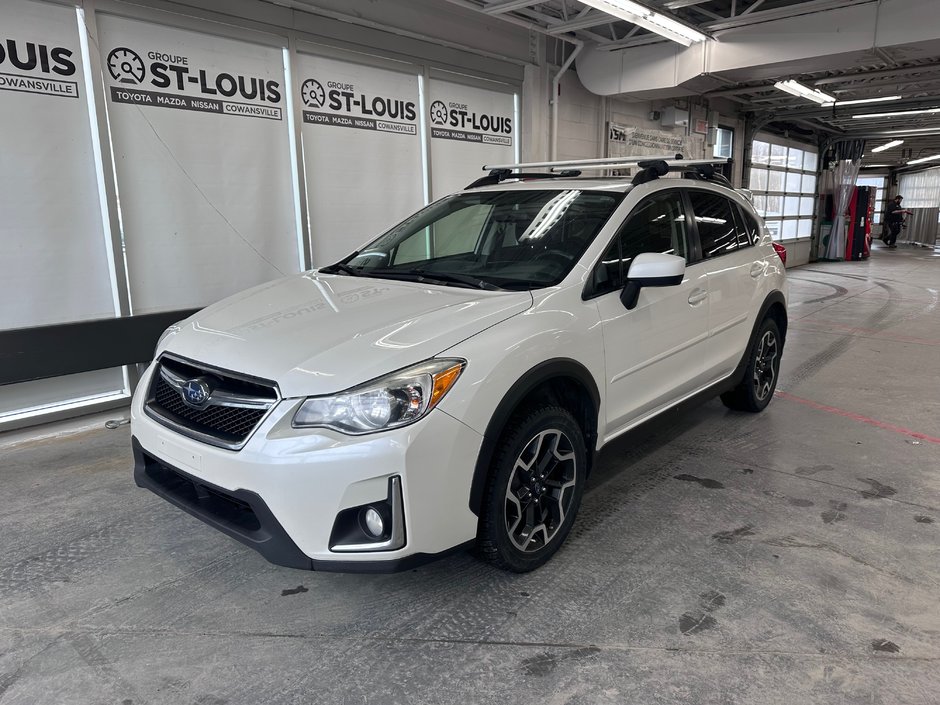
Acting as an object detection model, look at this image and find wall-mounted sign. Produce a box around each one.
[297,52,424,265]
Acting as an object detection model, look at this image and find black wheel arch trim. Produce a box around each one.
[729,290,787,387]
[468,358,600,517]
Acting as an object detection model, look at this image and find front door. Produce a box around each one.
[589,188,711,439]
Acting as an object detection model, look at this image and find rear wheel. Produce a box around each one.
[477,406,586,572]
[721,317,782,413]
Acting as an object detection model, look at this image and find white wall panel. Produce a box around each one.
[428,77,517,198]
[296,52,424,265]
[98,14,300,314]
[0,0,116,329]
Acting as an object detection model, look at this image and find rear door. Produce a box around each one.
[589,188,711,438]
[685,188,765,380]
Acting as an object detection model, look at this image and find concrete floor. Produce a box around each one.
[2,243,939,705]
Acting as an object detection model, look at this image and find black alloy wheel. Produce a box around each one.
[721,317,783,413]
[478,405,586,572]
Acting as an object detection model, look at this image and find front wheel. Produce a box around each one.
[721,317,782,413]
[477,406,586,572]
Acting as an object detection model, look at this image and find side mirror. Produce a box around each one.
[620,253,686,310]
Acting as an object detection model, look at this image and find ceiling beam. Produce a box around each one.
[546,11,611,33]
[703,0,876,33]
[814,62,940,85]
[481,0,544,15]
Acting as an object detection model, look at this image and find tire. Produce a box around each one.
[477,405,586,572]
[721,317,782,413]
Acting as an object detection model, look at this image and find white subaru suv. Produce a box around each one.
[131,157,787,573]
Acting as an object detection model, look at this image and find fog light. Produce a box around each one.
[363,507,384,537]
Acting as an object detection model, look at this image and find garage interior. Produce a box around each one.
[2,0,939,703]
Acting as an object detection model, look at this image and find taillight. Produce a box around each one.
[772,242,787,266]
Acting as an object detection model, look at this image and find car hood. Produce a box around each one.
[159,272,533,397]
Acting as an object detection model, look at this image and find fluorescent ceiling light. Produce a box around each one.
[871,140,904,153]
[578,0,709,46]
[878,127,940,135]
[862,164,892,168]
[774,80,836,104]
[907,154,940,165]
[822,95,902,107]
[852,107,940,119]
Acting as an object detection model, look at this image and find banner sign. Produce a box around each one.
[300,73,417,135]
[428,78,517,198]
[1,0,118,330]
[99,15,299,314]
[608,123,685,155]
[0,35,79,99]
[297,53,424,265]
[103,42,282,120]
[428,96,513,146]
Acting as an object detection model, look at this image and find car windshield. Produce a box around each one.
[322,189,624,290]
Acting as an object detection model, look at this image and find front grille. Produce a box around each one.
[145,355,278,450]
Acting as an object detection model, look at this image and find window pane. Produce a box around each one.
[618,190,689,265]
[799,196,815,216]
[734,204,760,246]
[797,218,813,237]
[749,168,768,191]
[687,190,740,258]
[803,151,818,172]
[801,174,817,194]
[765,195,783,217]
[765,220,782,241]
[752,141,770,165]
[788,148,804,170]
[782,220,799,240]
[768,170,785,192]
[784,196,801,216]
[785,171,802,193]
[770,144,788,167]
[753,194,766,215]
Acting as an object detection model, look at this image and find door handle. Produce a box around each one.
[688,288,708,306]
[750,261,767,278]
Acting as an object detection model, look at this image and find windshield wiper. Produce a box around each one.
[368,269,500,291]
[319,262,362,276]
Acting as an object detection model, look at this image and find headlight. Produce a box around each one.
[292,358,465,434]
[155,323,181,352]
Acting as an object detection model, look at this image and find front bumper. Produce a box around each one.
[130,364,483,571]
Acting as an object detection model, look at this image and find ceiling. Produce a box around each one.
[449,0,940,169]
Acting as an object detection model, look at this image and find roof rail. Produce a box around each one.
[465,169,582,190]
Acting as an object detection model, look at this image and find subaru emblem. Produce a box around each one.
[181,377,212,407]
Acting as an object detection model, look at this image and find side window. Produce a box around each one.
[687,190,740,259]
[590,190,688,297]
[733,203,761,247]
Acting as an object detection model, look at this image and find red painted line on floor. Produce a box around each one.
[774,391,940,445]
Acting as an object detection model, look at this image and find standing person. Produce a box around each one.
[884,195,912,248]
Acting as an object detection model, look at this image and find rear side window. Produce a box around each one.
[687,190,740,259]
[734,204,762,247]
[590,190,688,298]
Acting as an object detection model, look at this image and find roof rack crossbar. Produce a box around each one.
[556,158,731,172]
[482,155,684,171]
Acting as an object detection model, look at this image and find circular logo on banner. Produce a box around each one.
[429,100,448,126]
[106,47,145,85]
[301,79,326,108]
